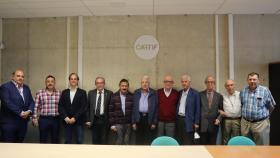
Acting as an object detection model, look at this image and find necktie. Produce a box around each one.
[95,91,102,116]
[207,92,213,108]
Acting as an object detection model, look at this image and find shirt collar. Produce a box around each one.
[226,91,236,96]
[164,88,172,93]
[248,85,259,93]
[12,80,23,88]
[70,86,78,91]
[183,88,190,93]
[97,89,104,94]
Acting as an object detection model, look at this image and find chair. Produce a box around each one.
[151,136,179,146]
[227,136,256,146]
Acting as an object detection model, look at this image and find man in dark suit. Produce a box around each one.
[176,74,200,145]
[0,70,35,142]
[109,79,133,145]
[199,75,223,145]
[58,73,87,144]
[85,77,112,144]
[132,75,158,145]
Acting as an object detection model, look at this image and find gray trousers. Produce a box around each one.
[241,117,270,145]
[114,124,131,145]
[222,118,241,145]
[157,121,175,137]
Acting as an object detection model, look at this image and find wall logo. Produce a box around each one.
[134,35,159,60]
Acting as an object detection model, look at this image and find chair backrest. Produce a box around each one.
[227,136,256,146]
[151,136,179,146]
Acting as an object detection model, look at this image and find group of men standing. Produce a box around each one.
[0,69,276,145]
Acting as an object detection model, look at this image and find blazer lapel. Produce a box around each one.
[65,89,71,105]
[11,82,25,104]
[22,86,28,104]
[71,88,79,105]
[92,90,97,110]
[211,92,219,109]
[202,91,210,110]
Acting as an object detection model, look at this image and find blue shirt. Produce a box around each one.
[120,92,126,115]
[240,85,276,120]
[139,91,149,113]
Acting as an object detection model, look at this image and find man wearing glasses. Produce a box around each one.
[86,77,112,144]
[157,75,179,137]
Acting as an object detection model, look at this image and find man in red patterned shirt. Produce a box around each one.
[32,75,61,143]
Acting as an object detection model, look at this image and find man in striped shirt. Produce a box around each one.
[32,75,61,143]
[240,72,276,145]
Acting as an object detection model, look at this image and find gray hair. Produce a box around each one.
[181,74,191,81]
[141,75,150,82]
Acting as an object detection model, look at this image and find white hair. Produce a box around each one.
[181,74,191,81]
[141,75,150,82]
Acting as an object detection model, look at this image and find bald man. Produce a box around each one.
[0,70,35,142]
[132,75,158,145]
[157,75,179,137]
[220,79,241,145]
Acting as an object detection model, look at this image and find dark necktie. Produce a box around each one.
[207,92,213,108]
[95,91,102,116]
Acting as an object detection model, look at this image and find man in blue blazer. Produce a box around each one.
[176,74,200,145]
[132,75,158,145]
[0,70,35,142]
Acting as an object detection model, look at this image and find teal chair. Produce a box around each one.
[151,136,179,146]
[227,136,256,146]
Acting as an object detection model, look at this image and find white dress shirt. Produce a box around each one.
[70,87,77,104]
[223,91,241,118]
[164,88,172,97]
[95,89,105,115]
[178,88,189,116]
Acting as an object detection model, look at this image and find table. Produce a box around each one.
[0,143,279,158]
[206,146,280,158]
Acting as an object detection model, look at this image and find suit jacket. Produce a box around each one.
[199,90,223,133]
[86,89,112,123]
[109,91,133,125]
[58,88,87,125]
[176,88,201,132]
[132,88,158,125]
[0,81,35,123]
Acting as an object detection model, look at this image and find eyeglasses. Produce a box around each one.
[164,80,174,83]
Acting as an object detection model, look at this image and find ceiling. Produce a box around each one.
[0,0,280,18]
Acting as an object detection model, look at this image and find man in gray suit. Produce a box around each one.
[86,77,112,144]
[199,75,223,145]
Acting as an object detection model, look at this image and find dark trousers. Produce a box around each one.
[38,116,60,143]
[64,123,84,144]
[92,115,107,144]
[135,113,156,145]
[200,127,218,145]
[176,116,194,145]
[1,120,27,143]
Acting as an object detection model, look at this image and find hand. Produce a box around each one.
[194,124,199,130]
[219,110,227,117]
[69,117,76,124]
[64,117,71,124]
[214,119,220,125]
[150,124,156,130]
[85,122,91,128]
[132,124,137,131]
[20,111,30,119]
[32,118,38,127]
[111,126,117,132]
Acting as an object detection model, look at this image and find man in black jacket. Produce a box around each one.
[85,77,112,144]
[59,73,87,144]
